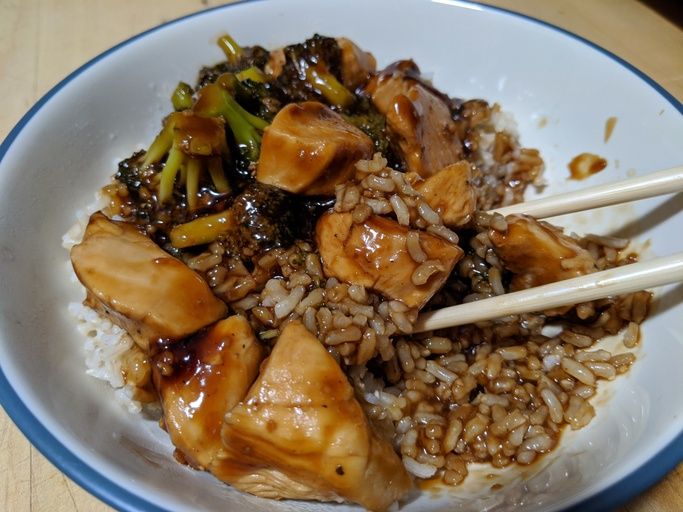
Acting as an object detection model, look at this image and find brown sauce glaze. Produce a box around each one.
[173,113,226,156]
[152,316,264,470]
[568,153,607,181]
[604,116,617,143]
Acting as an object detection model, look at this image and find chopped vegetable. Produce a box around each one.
[142,111,230,207]
[236,66,267,83]
[343,101,393,157]
[169,182,300,251]
[304,64,354,108]
[170,209,236,249]
[217,34,242,64]
[276,34,353,107]
[194,83,266,161]
[171,82,194,111]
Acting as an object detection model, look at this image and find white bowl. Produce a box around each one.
[1,0,682,510]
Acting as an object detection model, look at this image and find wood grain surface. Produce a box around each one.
[0,1,681,510]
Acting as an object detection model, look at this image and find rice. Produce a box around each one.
[68,299,145,414]
[64,100,651,490]
[403,457,437,479]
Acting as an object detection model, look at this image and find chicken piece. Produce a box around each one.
[216,321,413,511]
[154,315,264,470]
[70,213,227,351]
[264,47,286,77]
[366,60,420,114]
[366,61,463,178]
[386,86,463,179]
[489,215,597,290]
[316,212,463,309]
[336,37,377,90]
[256,102,374,195]
[413,161,476,227]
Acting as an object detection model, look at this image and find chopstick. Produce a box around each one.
[414,252,683,333]
[490,165,683,219]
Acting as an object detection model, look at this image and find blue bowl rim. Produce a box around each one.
[0,1,681,511]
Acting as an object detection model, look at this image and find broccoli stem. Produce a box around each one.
[224,92,269,130]
[236,67,267,83]
[304,65,354,108]
[171,82,194,111]
[158,146,184,204]
[170,209,236,248]
[194,84,267,162]
[142,123,173,167]
[208,157,230,193]
[219,90,263,161]
[179,162,187,185]
[217,34,242,64]
[186,158,201,210]
[213,74,268,130]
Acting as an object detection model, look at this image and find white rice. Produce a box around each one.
[402,457,437,479]
[61,192,108,251]
[68,301,142,414]
[64,193,143,414]
[476,107,518,169]
[491,108,519,135]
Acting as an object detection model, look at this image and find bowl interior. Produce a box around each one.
[0,0,682,510]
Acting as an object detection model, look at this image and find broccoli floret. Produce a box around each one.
[112,151,160,223]
[142,112,231,209]
[193,78,268,163]
[169,182,300,253]
[196,34,270,89]
[233,78,283,122]
[115,151,147,192]
[285,34,344,76]
[276,34,355,109]
[344,109,390,155]
[232,182,298,250]
[343,97,403,168]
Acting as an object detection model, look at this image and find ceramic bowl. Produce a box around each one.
[1,0,682,510]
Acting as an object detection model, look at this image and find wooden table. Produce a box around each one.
[0,1,681,510]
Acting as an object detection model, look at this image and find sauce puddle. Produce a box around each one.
[568,153,607,180]
[604,116,618,143]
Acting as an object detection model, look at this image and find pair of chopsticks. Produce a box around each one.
[415,166,683,332]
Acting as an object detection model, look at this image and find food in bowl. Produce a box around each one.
[63,33,651,510]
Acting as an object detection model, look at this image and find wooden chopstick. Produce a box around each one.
[414,252,683,333]
[413,166,683,332]
[490,165,683,219]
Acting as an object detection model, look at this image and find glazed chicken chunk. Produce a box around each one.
[216,321,413,511]
[366,60,463,178]
[336,37,377,90]
[70,213,227,351]
[316,212,463,309]
[256,102,374,195]
[413,161,476,228]
[489,214,598,290]
[154,315,264,471]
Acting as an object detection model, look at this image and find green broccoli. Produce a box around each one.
[276,34,356,109]
[196,33,270,89]
[171,82,194,111]
[142,111,231,208]
[193,78,268,162]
